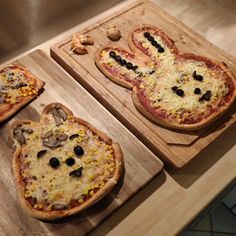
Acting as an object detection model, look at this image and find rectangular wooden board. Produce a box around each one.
[0,50,163,236]
[51,0,236,168]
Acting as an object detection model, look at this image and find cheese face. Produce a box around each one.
[140,60,228,117]
[16,115,116,211]
[0,66,38,105]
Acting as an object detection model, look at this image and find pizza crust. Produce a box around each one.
[10,103,124,221]
[0,64,45,123]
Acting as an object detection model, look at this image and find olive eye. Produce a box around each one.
[176,89,184,97]
[66,157,75,166]
[74,146,84,156]
[194,88,201,94]
[49,157,60,168]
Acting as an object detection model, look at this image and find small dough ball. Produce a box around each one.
[107,25,121,41]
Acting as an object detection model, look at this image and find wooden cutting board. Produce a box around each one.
[0,50,163,236]
[51,0,236,168]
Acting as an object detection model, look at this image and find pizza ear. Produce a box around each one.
[128,24,178,59]
[9,120,34,146]
[95,46,155,89]
[40,103,73,125]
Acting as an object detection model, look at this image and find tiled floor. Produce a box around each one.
[181,184,236,236]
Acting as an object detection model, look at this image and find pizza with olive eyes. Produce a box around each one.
[95,24,236,130]
[9,103,123,221]
[0,64,45,123]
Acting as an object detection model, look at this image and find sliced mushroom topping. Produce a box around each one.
[43,136,62,148]
[69,134,79,140]
[14,132,26,145]
[6,74,14,82]
[13,126,26,145]
[13,126,22,134]
[55,131,68,141]
[37,149,47,158]
[10,82,27,89]
[41,130,53,139]
[0,97,4,104]
[58,109,67,121]
[51,108,63,126]
[52,203,68,211]
[0,87,8,94]
[22,127,33,134]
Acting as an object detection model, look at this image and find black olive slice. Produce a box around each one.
[193,71,203,82]
[176,89,184,97]
[74,145,84,156]
[194,88,201,94]
[143,32,150,38]
[115,55,122,62]
[204,90,212,101]
[37,149,47,158]
[147,35,155,42]
[171,86,178,91]
[151,40,158,47]
[49,157,60,168]
[199,90,212,102]
[157,47,165,53]
[69,134,79,140]
[149,70,155,75]
[66,157,75,166]
[119,59,126,66]
[126,62,134,70]
[109,51,116,58]
[69,167,83,177]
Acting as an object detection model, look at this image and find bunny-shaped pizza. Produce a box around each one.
[9,103,123,221]
[95,24,236,130]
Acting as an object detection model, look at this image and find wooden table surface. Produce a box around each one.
[2,0,236,235]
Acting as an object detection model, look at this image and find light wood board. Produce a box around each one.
[0,50,163,236]
[51,0,236,168]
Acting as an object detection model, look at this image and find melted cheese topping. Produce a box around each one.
[98,28,231,124]
[131,30,230,122]
[140,60,228,120]
[0,67,38,105]
[17,116,116,211]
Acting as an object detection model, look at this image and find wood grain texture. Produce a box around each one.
[50,0,236,168]
[0,50,163,235]
[1,0,236,235]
